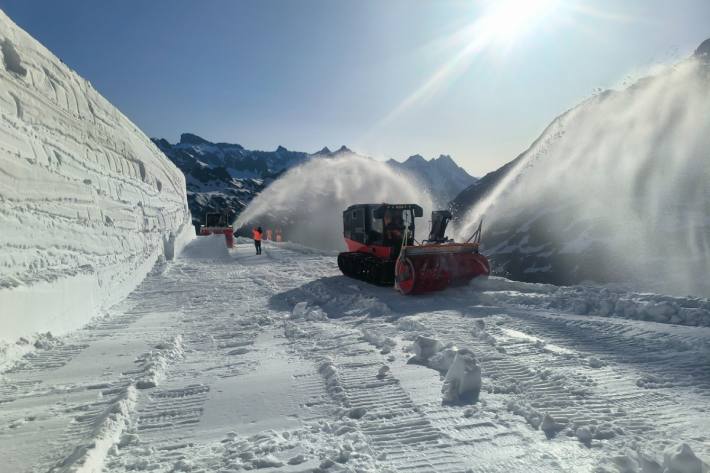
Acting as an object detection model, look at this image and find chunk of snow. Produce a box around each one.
[288,454,306,465]
[588,357,606,368]
[575,426,592,445]
[428,347,459,373]
[290,302,327,321]
[412,336,443,362]
[663,443,703,473]
[540,414,566,438]
[442,349,481,404]
[252,455,284,468]
[292,302,309,318]
[361,329,395,350]
[396,318,427,332]
[346,407,367,419]
[376,365,390,379]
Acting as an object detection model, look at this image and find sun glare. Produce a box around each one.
[363,0,563,138]
[477,0,561,47]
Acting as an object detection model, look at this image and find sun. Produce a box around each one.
[476,0,561,47]
[363,0,564,135]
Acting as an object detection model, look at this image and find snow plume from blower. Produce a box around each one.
[235,153,434,251]
[457,44,710,297]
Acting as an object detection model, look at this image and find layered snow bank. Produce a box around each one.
[473,277,710,327]
[0,10,192,343]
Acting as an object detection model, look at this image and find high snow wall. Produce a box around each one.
[0,11,192,342]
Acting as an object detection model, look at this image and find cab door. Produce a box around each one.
[344,207,366,244]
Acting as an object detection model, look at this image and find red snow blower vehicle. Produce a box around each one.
[337,203,490,295]
[199,212,234,248]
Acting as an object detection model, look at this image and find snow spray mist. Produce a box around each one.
[456,54,710,296]
[235,153,434,251]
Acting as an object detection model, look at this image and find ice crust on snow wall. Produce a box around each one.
[0,11,192,342]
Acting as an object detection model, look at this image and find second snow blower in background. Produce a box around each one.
[337,203,490,294]
[198,212,234,248]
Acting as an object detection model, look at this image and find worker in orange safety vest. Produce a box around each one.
[252,227,263,255]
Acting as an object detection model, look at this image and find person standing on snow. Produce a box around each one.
[252,227,263,255]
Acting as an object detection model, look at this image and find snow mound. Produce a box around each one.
[53,386,137,473]
[134,335,184,389]
[0,11,192,343]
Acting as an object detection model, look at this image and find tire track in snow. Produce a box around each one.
[274,251,591,471]
[413,310,710,466]
[502,313,710,395]
[47,326,185,473]
[276,259,710,471]
[497,311,710,459]
[286,317,470,472]
[7,239,709,471]
[0,274,187,473]
[4,343,89,374]
[105,242,290,472]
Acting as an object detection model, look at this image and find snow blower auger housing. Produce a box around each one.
[338,203,490,294]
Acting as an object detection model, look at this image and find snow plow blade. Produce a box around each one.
[395,243,490,295]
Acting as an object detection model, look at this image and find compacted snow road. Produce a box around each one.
[1,237,709,473]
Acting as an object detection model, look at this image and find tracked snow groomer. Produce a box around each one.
[338,203,490,294]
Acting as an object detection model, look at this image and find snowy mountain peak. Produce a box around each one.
[153,136,311,227]
[179,133,211,145]
[695,37,710,62]
[154,137,172,149]
[155,131,476,225]
[389,153,478,206]
[405,154,427,164]
[434,154,456,166]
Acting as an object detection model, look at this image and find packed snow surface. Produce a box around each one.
[2,237,709,473]
[0,11,192,343]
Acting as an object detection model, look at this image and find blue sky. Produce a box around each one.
[1,0,708,175]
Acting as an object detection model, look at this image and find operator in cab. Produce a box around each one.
[383,209,404,242]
